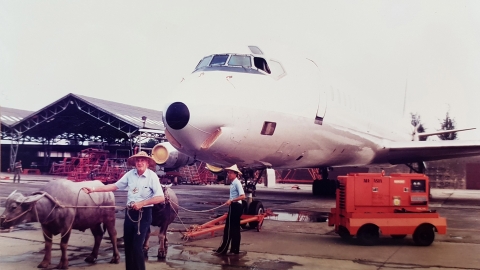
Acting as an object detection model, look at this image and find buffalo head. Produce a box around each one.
[0,191,44,229]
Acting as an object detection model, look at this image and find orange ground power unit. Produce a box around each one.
[328,172,446,246]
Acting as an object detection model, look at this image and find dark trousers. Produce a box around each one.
[13,169,21,183]
[124,207,152,270]
[216,202,243,254]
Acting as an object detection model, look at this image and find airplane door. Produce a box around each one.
[315,86,327,125]
[308,59,327,125]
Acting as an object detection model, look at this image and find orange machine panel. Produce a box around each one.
[390,173,429,209]
[354,174,390,207]
[389,176,411,207]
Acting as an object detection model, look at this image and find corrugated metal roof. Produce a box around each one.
[2,94,164,130]
[74,94,164,130]
[2,93,165,142]
[0,107,34,127]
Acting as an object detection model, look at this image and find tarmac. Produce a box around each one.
[0,173,479,269]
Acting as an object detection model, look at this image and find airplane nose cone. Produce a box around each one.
[165,102,190,130]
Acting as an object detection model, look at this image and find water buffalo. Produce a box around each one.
[0,180,120,269]
[143,186,178,258]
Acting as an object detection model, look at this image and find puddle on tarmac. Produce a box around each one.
[266,210,328,222]
[158,245,302,270]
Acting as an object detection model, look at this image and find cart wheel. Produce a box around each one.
[357,224,380,246]
[391,234,407,239]
[338,226,352,240]
[413,224,435,246]
[240,200,248,229]
[247,201,264,229]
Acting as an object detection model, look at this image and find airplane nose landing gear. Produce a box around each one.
[165,102,190,130]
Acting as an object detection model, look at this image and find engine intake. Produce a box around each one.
[151,142,193,169]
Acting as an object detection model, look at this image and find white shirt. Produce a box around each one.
[115,168,164,207]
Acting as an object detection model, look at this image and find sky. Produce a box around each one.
[1,1,480,139]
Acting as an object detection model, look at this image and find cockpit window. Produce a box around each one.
[254,57,271,74]
[195,55,213,70]
[193,53,280,77]
[268,60,286,78]
[210,54,229,66]
[227,55,251,67]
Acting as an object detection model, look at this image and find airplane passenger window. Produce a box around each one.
[210,54,229,66]
[195,55,213,70]
[228,55,251,67]
[253,57,271,74]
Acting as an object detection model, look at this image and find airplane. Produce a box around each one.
[153,45,480,195]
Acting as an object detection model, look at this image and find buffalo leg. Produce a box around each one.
[85,224,103,263]
[56,230,71,269]
[38,228,53,268]
[157,225,168,259]
[105,220,120,264]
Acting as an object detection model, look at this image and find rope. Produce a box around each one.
[169,199,227,213]
[126,208,143,235]
[166,198,229,242]
[35,189,83,241]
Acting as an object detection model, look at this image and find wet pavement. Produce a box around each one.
[1,174,480,269]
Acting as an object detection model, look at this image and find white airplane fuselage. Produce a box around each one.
[163,50,412,170]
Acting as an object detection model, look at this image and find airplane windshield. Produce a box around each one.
[228,55,251,67]
[194,54,270,74]
[210,55,229,66]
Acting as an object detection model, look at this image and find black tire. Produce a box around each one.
[240,200,248,229]
[357,224,380,246]
[413,224,435,246]
[247,201,264,229]
[391,234,407,239]
[338,226,352,240]
[312,180,322,196]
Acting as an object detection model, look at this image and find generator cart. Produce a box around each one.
[328,172,446,246]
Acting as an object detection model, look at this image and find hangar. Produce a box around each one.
[1,93,164,173]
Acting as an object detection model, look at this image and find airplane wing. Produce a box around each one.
[384,140,480,164]
[417,128,476,140]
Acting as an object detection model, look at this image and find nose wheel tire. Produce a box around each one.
[247,201,264,230]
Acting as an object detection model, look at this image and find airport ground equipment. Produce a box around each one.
[178,161,217,185]
[179,207,274,240]
[50,148,127,183]
[328,172,446,246]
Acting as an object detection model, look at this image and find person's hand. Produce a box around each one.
[131,201,144,210]
[225,199,231,206]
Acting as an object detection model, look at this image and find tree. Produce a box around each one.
[410,113,427,141]
[438,112,457,140]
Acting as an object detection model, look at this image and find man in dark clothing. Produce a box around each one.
[214,164,246,255]
[13,160,22,183]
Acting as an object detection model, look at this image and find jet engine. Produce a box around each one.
[151,142,193,169]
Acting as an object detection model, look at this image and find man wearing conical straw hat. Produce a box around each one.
[214,164,245,255]
[83,151,164,270]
